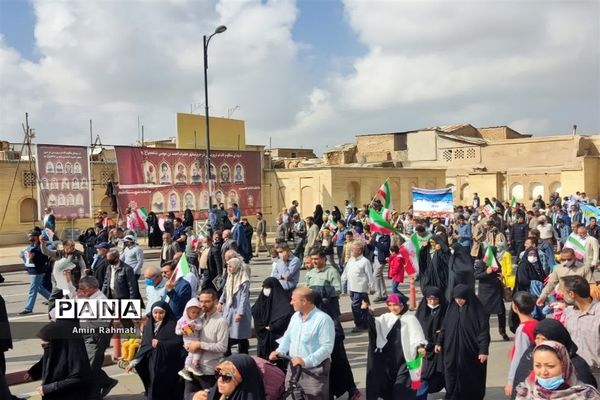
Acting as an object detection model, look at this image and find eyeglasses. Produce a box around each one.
[215,373,234,383]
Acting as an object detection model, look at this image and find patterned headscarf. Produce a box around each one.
[215,360,242,386]
[532,340,577,386]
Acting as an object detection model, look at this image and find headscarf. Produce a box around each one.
[416,286,447,342]
[251,277,293,329]
[524,248,546,281]
[208,354,266,400]
[180,297,201,323]
[224,258,251,306]
[533,341,578,386]
[535,319,579,357]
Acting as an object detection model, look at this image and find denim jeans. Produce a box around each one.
[349,291,369,329]
[24,273,51,312]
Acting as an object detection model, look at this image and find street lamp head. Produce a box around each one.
[215,25,227,34]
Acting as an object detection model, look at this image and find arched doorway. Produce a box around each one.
[347,181,361,206]
[20,198,38,223]
[549,181,562,197]
[530,182,544,200]
[301,186,314,217]
[510,183,524,201]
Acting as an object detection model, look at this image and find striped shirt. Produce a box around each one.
[564,301,600,369]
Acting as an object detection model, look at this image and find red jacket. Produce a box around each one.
[388,252,407,283]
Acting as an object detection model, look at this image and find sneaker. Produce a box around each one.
[101,378,118,397]
[17,310,32,315]
[178,369,193,381]
[188,365,204,376]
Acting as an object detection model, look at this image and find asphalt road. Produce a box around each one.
[4,255,512,399]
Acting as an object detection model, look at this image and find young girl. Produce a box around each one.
[176,298,204,380]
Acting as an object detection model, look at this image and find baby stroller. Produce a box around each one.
[276,355,307,400]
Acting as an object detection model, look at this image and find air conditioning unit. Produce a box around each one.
[0,151,21,161]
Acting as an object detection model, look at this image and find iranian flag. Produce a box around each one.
[482,204,496,218]
[377,180,393,209]
[173,253,192,282]
[133,207,149,230]
[400,234,419,275]
[410,232,430,254]
[510,196,517,208]
[564,233,587,260]
[407,354,423,390]
[483,245,499,271]
[369,208,397,235]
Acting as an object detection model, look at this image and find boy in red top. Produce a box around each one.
[505,291,539,397]
[388,245,407,295]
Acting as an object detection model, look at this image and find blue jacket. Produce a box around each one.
[166,278,192,319]
[374,234,391,264]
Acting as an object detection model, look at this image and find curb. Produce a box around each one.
[0,252,161,274]
[7,305,388,386]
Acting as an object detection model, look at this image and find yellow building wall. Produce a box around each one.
[176,113,246,151]
[583,157,600,200]
[263,167,445,227]
[0,160,118,245]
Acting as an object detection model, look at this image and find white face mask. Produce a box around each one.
[527,256,538,264]
[427,303,440,310]
[263,288,272,297]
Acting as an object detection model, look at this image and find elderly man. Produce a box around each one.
[536,247,594,307]
[272,242,301,293]
[270,287,335,400]
[577,225,599,273]
[160,232,179,265]
[341,241,374,332]
[90,242,110,285]
[102,248,141,302]
[120,235,144,279]
[142,265,167,314]
[220,229,238,266]
[304,216,320,257]
[64,275,118,399]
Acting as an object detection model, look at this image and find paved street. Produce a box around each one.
[4,254,512,399]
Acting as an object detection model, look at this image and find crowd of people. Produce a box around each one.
[1,191,600,400]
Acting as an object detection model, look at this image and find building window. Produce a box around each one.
[454,149,465,159]
[290,152,297,158]
[20,198,38,223]
[442,149,452,162]
[22,171,37,188]
[100,170,113,184]
[466,148,476,159]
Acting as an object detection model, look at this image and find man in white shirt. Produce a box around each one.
[341,241,374,332]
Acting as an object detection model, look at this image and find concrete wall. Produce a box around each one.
[407,131,437,162]
[176,113,246,151]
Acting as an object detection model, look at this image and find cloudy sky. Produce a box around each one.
[1,0,598,153]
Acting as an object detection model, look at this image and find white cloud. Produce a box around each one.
[0,0,598,154]
[1,0,309,146]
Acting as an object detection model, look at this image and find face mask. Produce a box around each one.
[563,259,575,268]
[528,256,538,264]
[427,304,440,310]
[537,375,564,390]
[145,278,154,287]
[263,288,272,297]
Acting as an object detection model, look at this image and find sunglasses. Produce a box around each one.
[215,372,234,383]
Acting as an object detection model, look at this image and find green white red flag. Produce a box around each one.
[369,208,397,235]
[133,207,148,230]
[174,253,192,282]
[483,245,499,271]
[400,234,419,275]
[482,204,496,218]
[564,233,587,260]
[407,354,423,390]
[510,196,517,208]
[377,180,393,210]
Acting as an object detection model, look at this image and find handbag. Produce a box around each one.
[501,276,513,303]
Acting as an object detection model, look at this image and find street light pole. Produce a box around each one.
[203,25,227,210]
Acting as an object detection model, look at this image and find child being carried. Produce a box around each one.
[176,298,204,381]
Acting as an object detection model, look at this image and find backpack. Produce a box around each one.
[252,356,285,400]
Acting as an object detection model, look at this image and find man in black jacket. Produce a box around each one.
[510,214,529,259]
[102,248,141,301]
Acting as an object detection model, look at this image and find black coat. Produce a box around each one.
[415,287,446,393]
[473,260,505,315]
[419,237,450,294]
[28,320,92,400]
[251,278,293,360]
[440,285,490,400]
[0,294,11,353]
[146,213,163,248]
[135,301,187,400]
[91,256,109,286]
[515,250,546,292]
[445,244,475,302]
